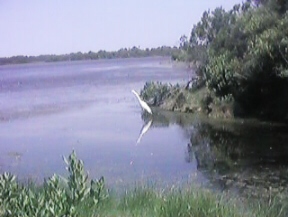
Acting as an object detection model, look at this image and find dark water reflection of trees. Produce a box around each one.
[142,109,288,197]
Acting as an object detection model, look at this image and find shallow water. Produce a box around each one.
[0,57,196,187]
[0,57,288,194]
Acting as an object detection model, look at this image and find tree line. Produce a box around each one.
[0,46,179,65]
[173,0,288,120]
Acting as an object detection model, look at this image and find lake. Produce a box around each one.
[1,57,288,195]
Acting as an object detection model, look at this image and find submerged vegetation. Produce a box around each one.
[152,0,288,121]
[1,151,288,217]
[0,46,178,65]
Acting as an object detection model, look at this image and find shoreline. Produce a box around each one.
[141,81,288,124]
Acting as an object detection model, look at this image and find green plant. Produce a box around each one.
[90,176,108,205]
[64,151,89,204]
[0,151,108,217]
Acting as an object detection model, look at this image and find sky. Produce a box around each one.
[0,0,243,57]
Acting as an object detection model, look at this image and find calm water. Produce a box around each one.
[0,57,288,194]
[0,57,194,186]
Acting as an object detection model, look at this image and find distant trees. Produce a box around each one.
[0,46,179,65]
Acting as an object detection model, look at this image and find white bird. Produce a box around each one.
[131,90,152,114]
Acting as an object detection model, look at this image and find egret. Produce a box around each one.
[131,90,152,114]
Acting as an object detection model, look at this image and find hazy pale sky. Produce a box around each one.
[0,0,243,57]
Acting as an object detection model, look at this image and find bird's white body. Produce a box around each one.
[131,90,152,114]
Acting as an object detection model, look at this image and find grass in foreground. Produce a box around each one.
[0,151,287,217]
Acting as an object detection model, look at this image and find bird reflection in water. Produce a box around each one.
[136,119,152,144]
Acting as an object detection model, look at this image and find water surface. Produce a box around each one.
[1,57,288,195]
[0,57,195,187]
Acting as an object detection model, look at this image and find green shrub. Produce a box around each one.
[140,81,174,106]
[0,151,108,217]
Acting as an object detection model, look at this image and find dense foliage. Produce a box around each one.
[0,46,178,65]
[1,151,288,217]
[0,151,107,216]
[174,0,288,120]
